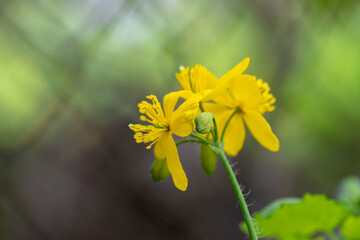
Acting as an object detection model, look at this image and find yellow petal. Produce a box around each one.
[209,58,250,102]
[163,90,193,120]
[220,57,250,82]
[159,132,188,191]
[211,90,236,108]
[229,74,261,110]
[203,103,244,154]
[154,140,166,159]
[170,90,211,137]
[170,97,199,137]
[190,64,218,95]
[242,110,279,152]
[202,102,229,116]
[223,114,246,156]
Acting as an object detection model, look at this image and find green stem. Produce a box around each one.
[176,138,202,146]
[199,102,205,112]
[209,117,257,239]
[211,117,219,143]
[190,133,212,145]
[217,150,258,240]
[220,109,239,142]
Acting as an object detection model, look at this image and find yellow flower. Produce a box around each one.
[176,58,250,101]
[204,74,279,156]
[129,90,210,191]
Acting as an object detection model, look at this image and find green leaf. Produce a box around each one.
[242,194,350,240]
[239,198,300,234]
[200,144,216,177]
[337,176,360,215]
[150,158,169,182]
[239,198,302,233]
[341,216,360,239]
[259,197,301,218]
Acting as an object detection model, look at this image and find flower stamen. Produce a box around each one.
[130,95,169,149]
[257,79,276,114]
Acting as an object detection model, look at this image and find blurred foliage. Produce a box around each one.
[341,216,360,239]
[337,177,360,216]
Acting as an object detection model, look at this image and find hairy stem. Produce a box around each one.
[211,116,257,240]
[217,150,258,240]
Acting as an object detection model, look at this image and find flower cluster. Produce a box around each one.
[129,58,279,191]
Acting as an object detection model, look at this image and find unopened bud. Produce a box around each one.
[195,112,213,134]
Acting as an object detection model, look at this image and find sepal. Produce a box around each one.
[150,158,170,182]
[200,144,217,177]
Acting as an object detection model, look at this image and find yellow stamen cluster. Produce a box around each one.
[189,65,209,93]
[176,65,213,93]
[176,66,191,91]
[129,95,169,149]
[138,95,168,127]
[129,124,167,149]
[257,79,276,114]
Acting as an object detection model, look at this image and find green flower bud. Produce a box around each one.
[195,112,214,134]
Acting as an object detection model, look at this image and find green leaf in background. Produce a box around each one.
[150,159,170,182]
[337,176,360,215]
[240,197,305,236]
[200,144,217,177]
[341,216,360,239]
[258,197,301,218]
[242,194,350,239]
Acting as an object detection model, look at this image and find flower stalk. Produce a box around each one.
[190,117,258,240]
[216,149,258,240]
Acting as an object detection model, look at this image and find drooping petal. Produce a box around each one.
[158,132,188,191]
[154,139,166,159]
[163,90,192,121]
[229,74,262,111]
[242,110,279,152]
[223,114,246,156]
[170,90,211,137]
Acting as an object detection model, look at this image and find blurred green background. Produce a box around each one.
[0,0,359,239]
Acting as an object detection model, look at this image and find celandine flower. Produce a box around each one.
[205,74,279,156]
[176,58,250,101]
[129,90,210,191]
